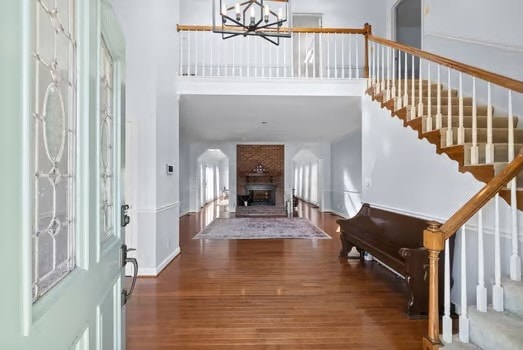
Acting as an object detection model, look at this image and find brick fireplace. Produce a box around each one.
[237,145,284,207]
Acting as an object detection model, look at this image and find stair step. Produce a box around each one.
[442,336,481,349]
[462,143,523,164]
[504,278,523,319]
[437,128,523,146]
[417,105,494,116]
[423,116,518,131]
[469,306,523,350]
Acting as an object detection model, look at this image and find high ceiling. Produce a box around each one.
[180,95,361,143]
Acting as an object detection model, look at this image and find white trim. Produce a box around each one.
[424,32,523,53]
[138,247,181,277]
[325,209,349,219]
[367,202,445,223]
[138,202,181,215]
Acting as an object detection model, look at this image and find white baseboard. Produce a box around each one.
[138,247,181,277]
[325,209,349,219]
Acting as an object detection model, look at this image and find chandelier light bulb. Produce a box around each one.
[264,5,270,23]
[235,2,241,20]
[278,8,283,20]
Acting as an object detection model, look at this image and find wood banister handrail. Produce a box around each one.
[440,148,523,240]
[369,35,523,93]
[176,24,368,35]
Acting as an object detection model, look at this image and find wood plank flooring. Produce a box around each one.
[126,202,426,349]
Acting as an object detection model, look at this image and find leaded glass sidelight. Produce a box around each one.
[100,38,114,241]
[32,0,77,302]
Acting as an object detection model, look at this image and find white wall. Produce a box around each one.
[180,0,389,36]
[422,0,523,116]
[113,0,181,276]
[330,130,363,218]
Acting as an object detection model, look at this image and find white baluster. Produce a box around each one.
[239,36,243,77]
[375,44,380,93]
[290,34,294,78]
[477,209,487,312]
[283,35,287,78]
[435,65,442,130]
[305,33,309,78]
[210,33,214,77]
[446,68,453,147]
[312,34,316,78]
[460,226,470,343]
[334,34,338,79]
[509,91,522,281]
[426,63,433,132]
[417,59,424,117]
[386,46,391,100]
[269,41,273,78]
[394,50,403,110]
[410,54,416,120]
[355,37,359,79]
[442,238,453,344]
[179,30,183,76]
[348,34,353,79]
[195,30,199,76]
[493,194,504,311]
[381,43,385,91]
[485,83,494,163]
[327,34,331,79]
[392,49,397,107]
[298,33,302,78]
[202,31,206,78]
[458,73,465,144]
[470,78,479,164]
[319,33,323,79]
[341,34,345,79]
[261,39,265,78]
[217,34,221,77]
[187,30,192,77]
[403,51,408,107]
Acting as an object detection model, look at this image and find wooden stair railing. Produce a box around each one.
[176,23,373,79]
[422,148,523,349]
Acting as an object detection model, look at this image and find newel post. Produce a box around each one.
[363,23,372,79]
[422,222,445,350]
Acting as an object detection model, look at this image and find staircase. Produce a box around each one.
[443,278,523,349]
[367,80,523,209]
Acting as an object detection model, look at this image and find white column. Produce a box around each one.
[493,194,504,311]
[460,226,470,343]
[476,209,487,312]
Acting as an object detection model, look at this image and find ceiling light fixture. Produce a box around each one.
[213,0,291,46]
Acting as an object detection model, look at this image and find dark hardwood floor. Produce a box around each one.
[126,201,426,349]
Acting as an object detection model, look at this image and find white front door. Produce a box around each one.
[0,1,131,349]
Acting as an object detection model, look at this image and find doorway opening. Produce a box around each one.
[197,149,229,210]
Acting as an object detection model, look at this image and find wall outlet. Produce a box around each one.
[365,178,372,187]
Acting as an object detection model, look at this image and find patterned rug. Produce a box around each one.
[193,217,331,240]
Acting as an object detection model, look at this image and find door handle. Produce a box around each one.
[121,244,138,306]
[121,204,131,227]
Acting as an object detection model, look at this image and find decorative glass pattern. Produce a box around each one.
[32,0,77,301]
[100,38,114,240]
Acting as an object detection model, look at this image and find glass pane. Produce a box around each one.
[32,0,77,302]
[100,38,114,241]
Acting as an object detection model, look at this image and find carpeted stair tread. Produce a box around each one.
[442,336,482,349]
[469,306,523,350]
[503,278,523,319]
[423,116,518,131]
[437,128,523,146]
[462,143,523,164]
[415,105,493,116]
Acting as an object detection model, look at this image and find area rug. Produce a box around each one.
[193,217,331,240]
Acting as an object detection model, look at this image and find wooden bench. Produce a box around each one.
[337,203,450,317]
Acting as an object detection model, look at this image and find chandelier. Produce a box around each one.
[212,0,291,45]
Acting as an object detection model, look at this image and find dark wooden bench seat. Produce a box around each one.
[337,203,450,317]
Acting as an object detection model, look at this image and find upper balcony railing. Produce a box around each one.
[177,24,371,80]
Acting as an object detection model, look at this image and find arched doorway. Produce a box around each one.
[197,149,229,209]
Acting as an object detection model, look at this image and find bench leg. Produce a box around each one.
[339,234,354,258]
